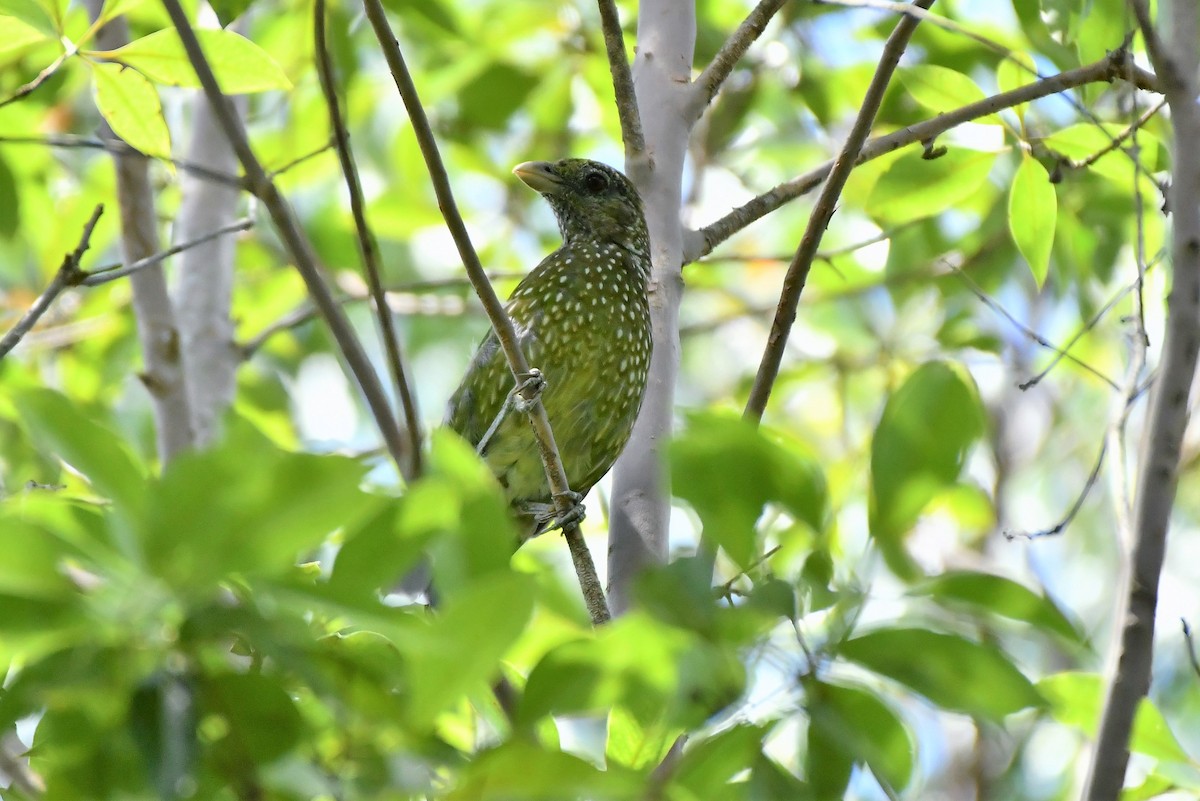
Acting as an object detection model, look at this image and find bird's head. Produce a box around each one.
[513,159,649,259]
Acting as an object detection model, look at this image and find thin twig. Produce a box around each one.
[0,134,244,188]
[1061,97,1167,171]
[0,49,73,110]
[159,0,412,475]
[595,0,645,158]
[0,205,104,359]
[362,0,610,624]
[1003,441,1107,540]
[1182,620,1200,681]
[315,0,422,480]
[687,50,1158,262]
[952,266,1120,390]
[743,0,938,423]
[1018,249,1164,390]
[82,218,254,286]
[690,0,787,115]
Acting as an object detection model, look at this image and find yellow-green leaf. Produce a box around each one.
[1008,155,1057,286]
[0,14,53,57]
[92,60,171,157]
[997,52,1037,123]
[106,27,291,92]
[898,65,993,120]
[866,148,997,225]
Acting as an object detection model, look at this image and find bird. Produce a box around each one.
[446,158,653,538]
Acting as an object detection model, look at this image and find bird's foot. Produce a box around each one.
[523,490,586,536]
[512,368,546,413]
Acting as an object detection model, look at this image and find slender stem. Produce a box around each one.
[82,218,254,286]
[1083,3,1200,798]
[362,0,610,624]
[314,0,422,480]
[0,49,72,110]
[0,134,245,188]
[687,50,1159,262]
[690,0,787,116]
[0,205,104,359]
[158,0,412,475]
[742,0,938,424]
[596,0,645,158]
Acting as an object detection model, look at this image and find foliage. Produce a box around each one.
[1,0,1199,798]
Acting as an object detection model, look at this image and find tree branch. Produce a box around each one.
[158,0,413,475]
[362,0,610,624]
[89,2,194,464]
[689,0,787,117]
[0,205,104,359]
[315,0,423,480]
[743,0,937,424]
[83,218,254,286]
[686,50,1159,263]
[596,0,645,159]
[1083,3,1200,798]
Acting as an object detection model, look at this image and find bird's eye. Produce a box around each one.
[584,171,609,193]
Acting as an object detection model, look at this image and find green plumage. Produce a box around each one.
[446,159,653,533]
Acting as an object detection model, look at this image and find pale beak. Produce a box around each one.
[512,161,562,194]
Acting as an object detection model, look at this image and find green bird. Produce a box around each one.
[446,159,653,537]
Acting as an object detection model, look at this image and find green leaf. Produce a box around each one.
[606,705,677,771]
[91,61,171,157]
[839,628,1043,721]
[449,738,641,801]
[402,571,535,729]
[457,62,538,130]
[910,570,1083,643]
[808,681,914,792]
[898,65,990,117]
[997,52,1038,123]
[201,672,302,765]
[107,28,291,92]
[1009,155,1057,286]
[0,0,57,37]
[143,433,368,592]
[15,389,147,518]
[1038,672,1191,764]
[671,411,826,570]
[673,724,769,795]
[0,521,77,599]
[869,361,985,578]
[0,152,19,236]
[0,14,51,59]
[867,148,997,224]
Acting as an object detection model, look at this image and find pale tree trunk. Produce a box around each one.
[608,0,696,614]
[176,84,247,447]
[86,1,194,464]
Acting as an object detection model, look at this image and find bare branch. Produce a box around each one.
[0,49,73,110]
[82,218,254,286]
[690,0,787,116]
[1003,441,1107,540]
[687,50,1159,263]
[362,0,610,624]
[0,134,244,188]
[1183,619,1200,681]
[953,267,1120,390]
[315,0,422,480]
[596,0,645,158]
[743,0,937,423]
[0,205,103,359]
[158,0,412,475]
[1084,2,1200,798]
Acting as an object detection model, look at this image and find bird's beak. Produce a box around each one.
[513,161,562,194]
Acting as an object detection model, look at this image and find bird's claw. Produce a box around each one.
[524,491,586,536]
[512,368,546,413]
